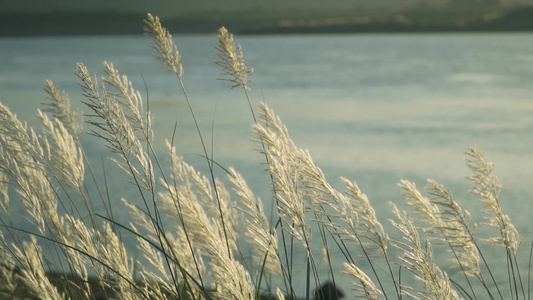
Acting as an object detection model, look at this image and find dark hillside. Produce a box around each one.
[1,6,532,36]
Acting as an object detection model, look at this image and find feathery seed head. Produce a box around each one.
[344,262,383,300]
[43,80,83,136]
[466,145,521,254]
[215,26,253,90]
[14,236,63,300]
[399,179,444,235]
[229,167,282,275]
[144,13,183,77]
[391,203,460,300]
[341,177,389,256]
[0,172,8,214]
[38,110,85,192]
[425,179,482,278]
[276,288,286,300]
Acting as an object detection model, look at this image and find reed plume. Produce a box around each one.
[215,26,253,90]
[253,102,313,254]
[13,237,63,300]
[43,80,83,136]
[144,13,183,77]
[466,145,521,253]
[425,179,482,280]
[344,262,383,300]
[228,167,282,276]
[391,203,461,300]
[0,13,530,300]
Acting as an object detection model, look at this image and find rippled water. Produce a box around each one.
[1,32,533,296]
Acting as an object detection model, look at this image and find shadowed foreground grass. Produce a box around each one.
[0,267,306,300]
[0,13,530,300]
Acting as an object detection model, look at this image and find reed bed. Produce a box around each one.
[0,13,529,300]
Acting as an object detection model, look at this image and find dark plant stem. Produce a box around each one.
[175,75,232,258]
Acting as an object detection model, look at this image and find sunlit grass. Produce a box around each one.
[0,13,530,300]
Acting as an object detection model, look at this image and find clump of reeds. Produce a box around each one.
[0,13,529,300]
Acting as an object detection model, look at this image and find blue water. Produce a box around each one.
[1,33,533,296]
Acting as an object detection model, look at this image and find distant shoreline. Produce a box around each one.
[1,7,533,36]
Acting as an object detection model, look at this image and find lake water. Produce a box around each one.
[1,33,533,297]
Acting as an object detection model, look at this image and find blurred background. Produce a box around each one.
[2,0,533,35]
[2,0,533,297]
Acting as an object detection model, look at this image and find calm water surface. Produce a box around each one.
[1,33,533,296]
